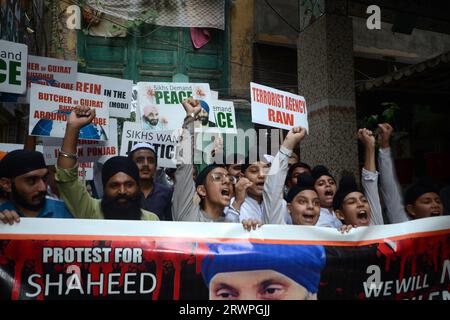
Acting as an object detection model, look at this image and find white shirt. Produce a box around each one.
[229,196,265,222]
[262,146,293,225]
[378,148,410,223]
[361,167,384,226]
[316,207,343,228]
[227,196,291,224]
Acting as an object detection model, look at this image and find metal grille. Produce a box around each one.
[86,0,225,30]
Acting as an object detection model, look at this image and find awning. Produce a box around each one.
[357,51,450,95]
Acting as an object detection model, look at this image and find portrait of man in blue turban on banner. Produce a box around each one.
[201,242,326,300]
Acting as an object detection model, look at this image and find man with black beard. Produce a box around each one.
[0,150,73,224]
[54,105,159,221]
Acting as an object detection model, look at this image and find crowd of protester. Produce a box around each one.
[0,99,448,233]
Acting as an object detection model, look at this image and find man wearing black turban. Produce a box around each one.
[55,105,159,221]
[332,128,384,227]
[0,150,73,224]
[263,126,317,225]
[310,165,341,228]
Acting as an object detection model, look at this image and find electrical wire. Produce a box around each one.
[263,0,300,33]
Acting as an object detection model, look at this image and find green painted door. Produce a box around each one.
[77,24,229,95]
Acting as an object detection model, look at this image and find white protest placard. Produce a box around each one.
[29,83,109,140]
[0,144,43,160]
[42,118,118,165]
[131,84,138,114]
[120,121,178,168]
[194,99,237,134]
[210,90,219,100]
[137,82,210,131]
[0,40,28,94]
[250,82,308,132]
[78,162,94,180]
[20,55,77,103]
[76,73,133,118]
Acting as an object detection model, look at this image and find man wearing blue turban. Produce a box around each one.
[196,100,216,128]
[201,242,326,300]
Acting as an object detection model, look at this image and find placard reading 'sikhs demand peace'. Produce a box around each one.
[137,82,210,131]
[0,40,28,94]
[194,99,237,134]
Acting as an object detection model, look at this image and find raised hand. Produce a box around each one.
[181,97,202,117]
[59,105,95,169]
[67,105,96,130]
[358,128,375,149]
[234,177,252,205]
[282,126,307,150]
[358,128,376,172]
[377,123,394,149]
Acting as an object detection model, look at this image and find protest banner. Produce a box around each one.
[42,118,118,165]
[29,83,109,140]
[1,216,449,300]
[194,99,237,135]
[250,82,308,132]
[0,40,28,94]
[120,121,178,168]
[19,55,77,103]
[76,73,133,119]
[137,82,210,131]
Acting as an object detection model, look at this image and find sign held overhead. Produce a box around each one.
[250,82,308,132]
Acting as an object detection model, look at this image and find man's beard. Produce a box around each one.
[11,183,46,211]
[199,116,209,125]
[149,118,159,126]
[100,192,143,220]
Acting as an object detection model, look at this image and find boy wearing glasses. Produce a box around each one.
[171,98,240,223]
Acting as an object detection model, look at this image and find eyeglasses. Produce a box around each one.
[210,172,237,184]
